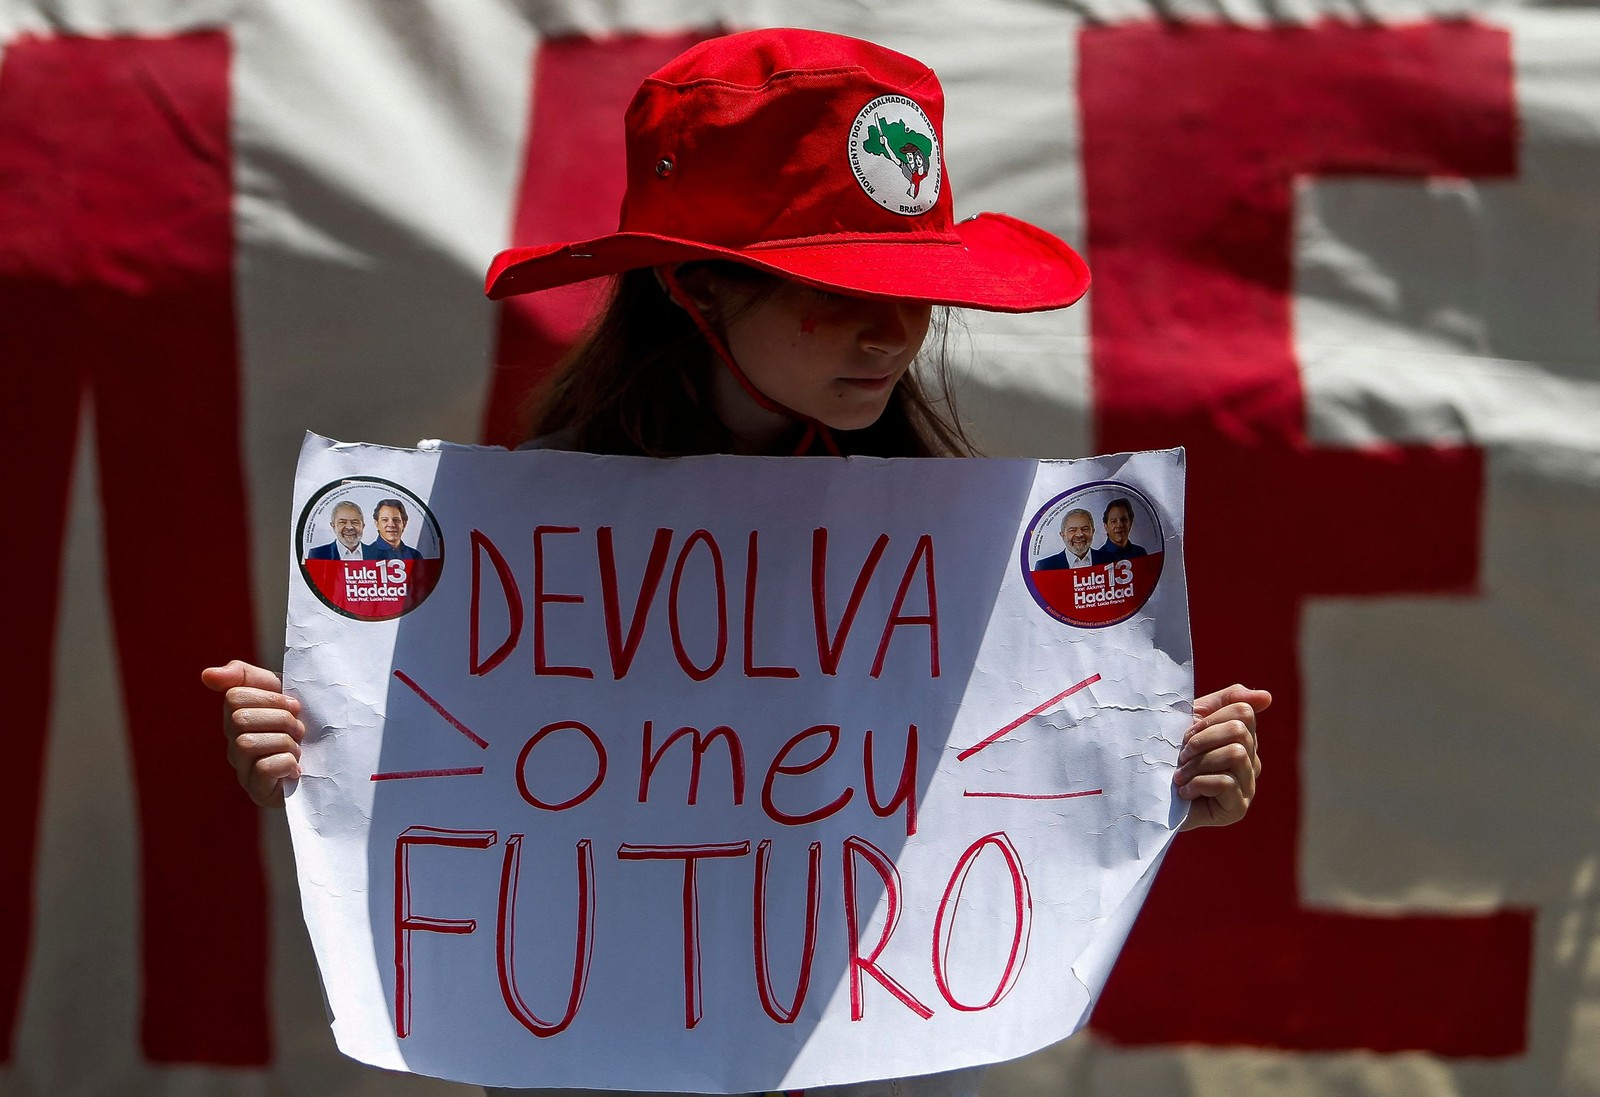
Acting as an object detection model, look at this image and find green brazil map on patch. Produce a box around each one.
[863,116,933,196]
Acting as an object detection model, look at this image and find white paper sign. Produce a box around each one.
[283,434,1192,1093]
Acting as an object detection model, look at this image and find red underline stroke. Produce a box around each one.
[370,767,486,781]
[956,673,1101,761]
[393,669,490,749]
[962,789,1104,800]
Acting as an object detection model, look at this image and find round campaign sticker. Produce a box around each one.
[295,478,444,621]
[1019,481,1165,628]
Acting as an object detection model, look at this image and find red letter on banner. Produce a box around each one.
[932,833,1032,1012]
[0,32,270,1065]
[752,839,823,1024]
[394,827,497,1039]
[485,31,715,446]
[617,842,752,1029]
[497,836,596,1037]
[1079,21,1531,1054]
[471,529,524,675]
[842,836,933,1021]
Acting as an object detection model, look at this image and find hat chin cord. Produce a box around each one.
[660,267,842,458]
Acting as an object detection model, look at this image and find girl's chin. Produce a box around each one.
[818,403,894,433]
[812,383,900,431]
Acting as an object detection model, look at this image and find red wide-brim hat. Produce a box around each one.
[485,29,1089,313]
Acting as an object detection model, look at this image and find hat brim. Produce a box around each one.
[484,212,1089,314]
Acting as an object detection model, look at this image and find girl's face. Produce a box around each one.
[685,268,933,445]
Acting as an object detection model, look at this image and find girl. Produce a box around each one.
[205,26,1266,1097]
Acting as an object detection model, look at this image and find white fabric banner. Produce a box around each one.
[283,435,1191,1092]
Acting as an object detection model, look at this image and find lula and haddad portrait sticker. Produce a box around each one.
[296,478,443,621]
[1021,480,1165,628]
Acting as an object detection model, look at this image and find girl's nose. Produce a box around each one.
[856,298,927,356]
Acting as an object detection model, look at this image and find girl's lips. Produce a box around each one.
[839,373,897,389]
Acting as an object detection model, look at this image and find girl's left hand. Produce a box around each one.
[1175,684,1270,830]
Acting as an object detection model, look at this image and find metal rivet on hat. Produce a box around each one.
[655,157,674,178]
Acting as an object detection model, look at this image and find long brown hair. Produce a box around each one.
[525,266,975,458]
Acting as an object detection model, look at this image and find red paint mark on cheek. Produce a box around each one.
[799,313,817,334]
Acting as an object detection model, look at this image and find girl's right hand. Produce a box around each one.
[200,659,305,807]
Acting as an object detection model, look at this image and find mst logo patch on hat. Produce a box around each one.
[848,94,941,216]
